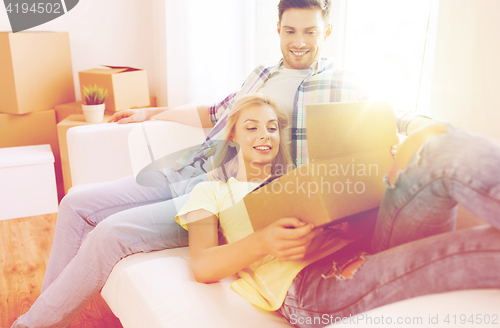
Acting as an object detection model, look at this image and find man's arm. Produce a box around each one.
[108,105,213,128]
[107,90,239,127]
[149,105,213,128]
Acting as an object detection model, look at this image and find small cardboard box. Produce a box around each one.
[79,66,150,113]
[244,101,399,231]
[0,32,76,114]
[0,145,58,220]
[0,109,63,201]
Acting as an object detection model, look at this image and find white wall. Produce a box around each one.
[3,0,499,138]
[164,0,257,108]
[427,0,500,140]
[0,0,158,101]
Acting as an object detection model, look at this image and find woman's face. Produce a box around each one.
[231,105,280,174]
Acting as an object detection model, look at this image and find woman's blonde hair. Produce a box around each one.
[208,93,292,182]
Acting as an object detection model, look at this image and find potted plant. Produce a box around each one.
[81,84,108,123]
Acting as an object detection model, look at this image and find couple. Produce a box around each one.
[13,0,500,327]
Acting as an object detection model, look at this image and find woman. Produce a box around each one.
[176,93,500,327]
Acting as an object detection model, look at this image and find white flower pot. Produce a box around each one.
[82,103,105,123]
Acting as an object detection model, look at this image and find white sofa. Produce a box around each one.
[66,121,500,328]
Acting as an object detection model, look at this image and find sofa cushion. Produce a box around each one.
[101,247,292,328]
[102,247,500,328]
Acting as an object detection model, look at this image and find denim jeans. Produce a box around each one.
[280,126,500,327]
[12,165,208,328]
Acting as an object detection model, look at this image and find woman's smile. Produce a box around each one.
[253,144,273,153]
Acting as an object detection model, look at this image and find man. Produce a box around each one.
[13,1,430,327]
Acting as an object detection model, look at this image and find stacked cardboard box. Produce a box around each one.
[0,32,75,114]
[0,31,76,202]
[1,32,155,201]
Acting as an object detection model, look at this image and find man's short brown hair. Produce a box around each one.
[278,0,331,23]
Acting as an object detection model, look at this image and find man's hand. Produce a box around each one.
[108,107,164,124]
[257,217,323,261]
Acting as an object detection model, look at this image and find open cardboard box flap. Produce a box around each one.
[102,65,144,72]
[244,101,399,231]
[83,66,144,75]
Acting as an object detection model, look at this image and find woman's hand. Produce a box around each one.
[257,217,323,261]
[108,107,161,124]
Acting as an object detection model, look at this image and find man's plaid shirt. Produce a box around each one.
[175,58,417,170]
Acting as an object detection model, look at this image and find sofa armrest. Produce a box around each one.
[67,121,211,187]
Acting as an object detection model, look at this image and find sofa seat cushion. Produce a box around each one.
[101,247,292,328]
[102,246,500,328]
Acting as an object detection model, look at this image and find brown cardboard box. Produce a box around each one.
[79,66,150,113]
[54,101,82,123]
[0,32,76,114]
[0,109,64,201]
[57,114,112,194]
[244,101,399,231]
[244,151,394,231]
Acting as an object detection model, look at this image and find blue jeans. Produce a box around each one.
[12,166,208,328]
[280,126,500,327]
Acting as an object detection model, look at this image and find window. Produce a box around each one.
[335,0,434,113]
[253,0,435,113]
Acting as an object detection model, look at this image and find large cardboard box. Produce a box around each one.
[0,32,76,114]
[79,66,150,113]
[244,101,399,231]
[0,145,58,220]
[0,110,63,201]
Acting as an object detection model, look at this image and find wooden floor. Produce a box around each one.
[0,213,123,328]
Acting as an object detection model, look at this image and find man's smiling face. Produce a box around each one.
[278,8,332,69]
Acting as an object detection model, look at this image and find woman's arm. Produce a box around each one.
[149,105,213,128]
[187,209,321,283]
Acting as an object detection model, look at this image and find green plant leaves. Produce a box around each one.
[82,84,108,105]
